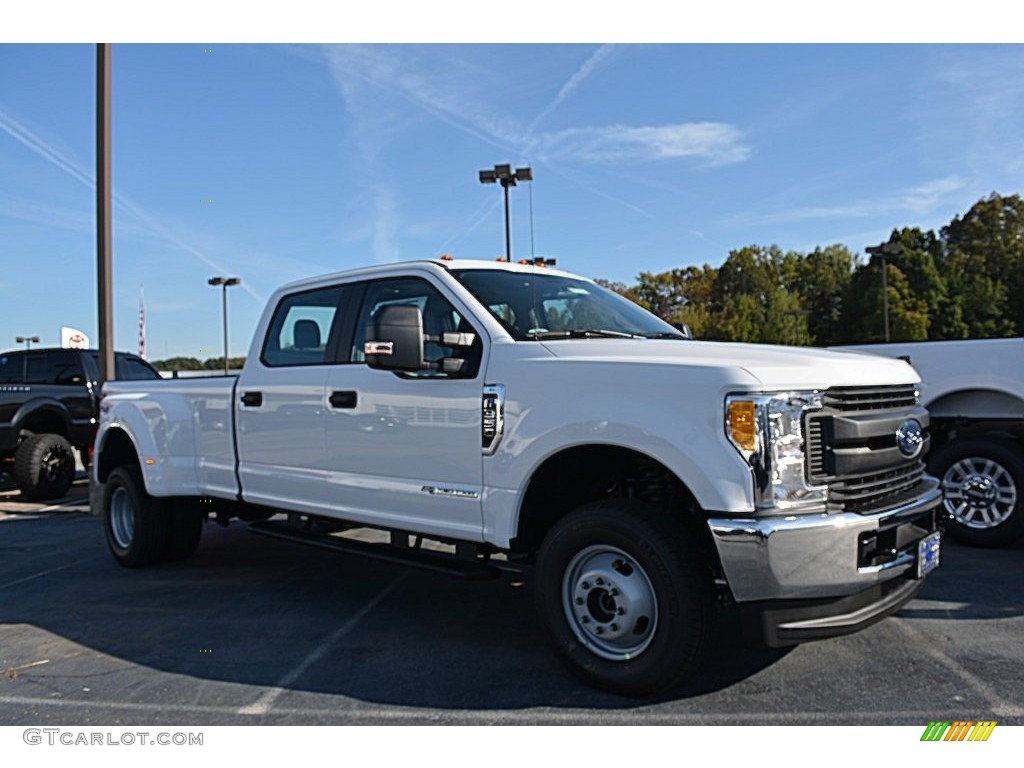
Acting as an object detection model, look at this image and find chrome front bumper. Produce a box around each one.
[707,479,942,602]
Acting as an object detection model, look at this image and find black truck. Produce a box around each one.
[0,347,161,500]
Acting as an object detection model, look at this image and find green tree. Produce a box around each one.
[941,192,1024,337]
[708,245,811,345]
[792,244,857,345]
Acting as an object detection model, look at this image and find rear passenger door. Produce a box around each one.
[236,284,349,513]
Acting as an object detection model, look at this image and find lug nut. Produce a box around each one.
[616,607,625,615]
[610,623,618,632]
[581,581,590,590]
[609,588,618,596]
[594,627,604,635]
[575,597,583,605]
[596,577,605,586]
[580,616,589,624]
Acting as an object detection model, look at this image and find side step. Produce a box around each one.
[249,520,501,581]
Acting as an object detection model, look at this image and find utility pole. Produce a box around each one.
[97,43,115,385]
[866,242,900,343]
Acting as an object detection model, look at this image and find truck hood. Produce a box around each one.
[537,339,920,391]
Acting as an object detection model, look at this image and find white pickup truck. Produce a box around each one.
[839,339,1024,548]
[92,258,942,696]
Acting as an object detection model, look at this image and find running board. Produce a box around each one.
[248,520,501,581]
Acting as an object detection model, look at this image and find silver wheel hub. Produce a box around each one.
[109,487,136,549]
[942,457,1017,529]
[562,546,658,661]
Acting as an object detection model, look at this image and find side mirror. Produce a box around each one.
[365,305,426,371]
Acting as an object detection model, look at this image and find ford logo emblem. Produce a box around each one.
[895,419,924,458]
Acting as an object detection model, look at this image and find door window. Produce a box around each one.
[261,285,346,367]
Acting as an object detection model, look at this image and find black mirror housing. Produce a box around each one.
[365,305,426,371]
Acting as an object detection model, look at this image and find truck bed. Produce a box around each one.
[102,375,239,499]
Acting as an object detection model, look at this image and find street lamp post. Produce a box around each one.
[865,242,900,343]
[15,336,39,381]
[208,277,240,375]
[478,164,533,261]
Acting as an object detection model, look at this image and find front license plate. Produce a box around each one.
[917,532,941,578]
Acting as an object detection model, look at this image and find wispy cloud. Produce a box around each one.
[0,107,263,303]
[531,123,751,166]
[749,175,966,224]
[527,44,618,135]
[321,45,750,168]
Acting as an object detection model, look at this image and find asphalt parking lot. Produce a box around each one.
[1,476,1023,726]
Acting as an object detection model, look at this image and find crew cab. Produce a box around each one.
[92,259,943,695]
[0,347,160,499]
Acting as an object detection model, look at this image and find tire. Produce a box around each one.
[534,500,715,697]
[928,437,1024,548]
[103,466,171,567]
[164,506,204,561]
[14,433,76,501]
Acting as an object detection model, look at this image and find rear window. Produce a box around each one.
[116,355,162,380]
[0,351,84,385]
[261,285,346,367]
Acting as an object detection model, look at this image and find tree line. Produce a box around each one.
[596,192,1024,346]
[149,355,247,372]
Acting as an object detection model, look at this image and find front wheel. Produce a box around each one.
[929,437,1024,548]
[534,500,715,697]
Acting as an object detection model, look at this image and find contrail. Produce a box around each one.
[0,107,262,303]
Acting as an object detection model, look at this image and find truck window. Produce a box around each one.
[0,353,25,384]
[7,351,84,385]
[116,355,162,380]
[351,277,479,377]
[261,285,345,367]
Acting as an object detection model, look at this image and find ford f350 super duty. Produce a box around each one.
[92,259,943,696]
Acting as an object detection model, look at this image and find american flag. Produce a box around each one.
[138,286,146,359]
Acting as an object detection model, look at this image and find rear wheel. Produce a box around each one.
[14,433,76,501]
[534,500,715,697]
[104,466,170,567]
[929,437,1024,548]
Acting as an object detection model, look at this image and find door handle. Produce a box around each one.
[240,391,263,407]
[329,390,357,409]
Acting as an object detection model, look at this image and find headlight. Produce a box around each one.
[726,391,826,511]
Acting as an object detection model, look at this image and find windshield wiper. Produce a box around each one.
[527,329,644,340]
[640,331,690,339]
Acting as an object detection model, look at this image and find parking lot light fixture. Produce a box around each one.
[15,335,40,351]
[208,277,241,375]
[478,164,533,262]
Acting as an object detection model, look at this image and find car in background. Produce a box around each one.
[0,347,161,500]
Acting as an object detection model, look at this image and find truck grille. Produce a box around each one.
[828,461,926,511]
[807,384,929,513]
[821,384,918,412]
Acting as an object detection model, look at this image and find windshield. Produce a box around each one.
[451,269,685,341]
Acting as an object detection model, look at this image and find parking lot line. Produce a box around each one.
[236,572,409,716]
[891,616,1024,717]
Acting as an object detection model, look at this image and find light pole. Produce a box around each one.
[866,242,900,342]
[15,335,40,351]
[479,164,532,261]
[208,276,240,375]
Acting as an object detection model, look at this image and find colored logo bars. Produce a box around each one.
[920,721,997,742]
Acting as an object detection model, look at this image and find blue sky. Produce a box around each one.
[2,43,1024,359]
